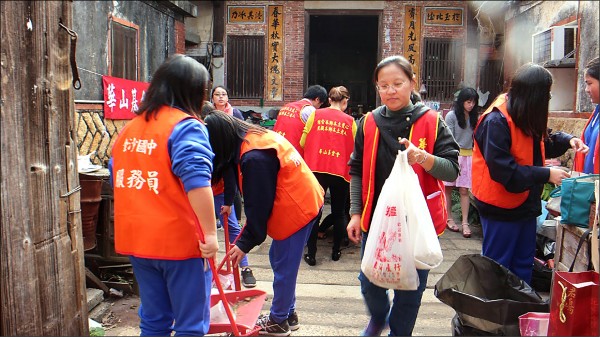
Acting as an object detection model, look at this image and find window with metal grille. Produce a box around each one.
[111,21,138,80]
[226,35,264,98]
[532,29,551,64]
[422,39,463,101]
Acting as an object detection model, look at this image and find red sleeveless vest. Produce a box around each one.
[302,108,356,182]
[112,107,204,260]
[239,131,324,240]
[361,109,448,235]
[273,100,311,156]
[472,94,545,208]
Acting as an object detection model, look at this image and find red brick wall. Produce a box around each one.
[175,20,186,55]
[225,0,467,108]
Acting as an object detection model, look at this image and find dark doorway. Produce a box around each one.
[308,15,379,116]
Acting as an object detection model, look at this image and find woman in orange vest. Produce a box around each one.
[204,111,324,336]
[472,63,588,285]
[300,86,358,265]
[209,86,256,288]
[110,54,218,335]
[573,57,599,174]
[346,55,460,336]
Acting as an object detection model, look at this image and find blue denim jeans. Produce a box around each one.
[359,233,429,336]
[214,192,249,267]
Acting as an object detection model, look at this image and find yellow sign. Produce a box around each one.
[424,7,463,26]
[404,5,421,85]
[228,6,265,24]
[267,5,283,101]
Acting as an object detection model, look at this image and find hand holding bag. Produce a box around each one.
[361,151,419,290]
[548,228,600,336]
[549,174,599,227]
[398,150,444,269]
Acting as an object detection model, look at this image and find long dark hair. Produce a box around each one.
[454,87,479,129]
[137,54,209,120]
[507,63,553,139]
[373,55,422,104]
[203,110,266,182]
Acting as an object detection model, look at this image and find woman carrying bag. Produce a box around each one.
[346,55,459,336]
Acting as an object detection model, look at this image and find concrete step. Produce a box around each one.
[86,288,104,312]
[89,301,112,323]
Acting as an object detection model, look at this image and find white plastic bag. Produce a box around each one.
[398,150,444,269]
[361,151,419,290]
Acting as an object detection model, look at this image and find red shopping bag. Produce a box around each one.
[548,270,599,336]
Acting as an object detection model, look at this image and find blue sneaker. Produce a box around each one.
[360,318,386,336]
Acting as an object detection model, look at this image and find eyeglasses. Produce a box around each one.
[213,93,228,97]
[376,82,407,93]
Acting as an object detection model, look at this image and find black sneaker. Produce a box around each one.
[256,314,290,336]
[241,267,256,288]
[288,311,299,331]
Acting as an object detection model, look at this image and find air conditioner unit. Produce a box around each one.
[532,26,577,64]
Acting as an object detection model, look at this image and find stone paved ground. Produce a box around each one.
[102,203,484,336]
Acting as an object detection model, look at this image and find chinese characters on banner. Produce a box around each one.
[102,75,149,120]
[228,6,265,24]
[424,8,463,26]
[404,6,422,86]
[267,5,283,101]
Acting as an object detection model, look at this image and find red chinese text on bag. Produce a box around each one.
[360,151,419,290]
[548,271,599,336]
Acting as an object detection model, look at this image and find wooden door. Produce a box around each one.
[1,1,88,335]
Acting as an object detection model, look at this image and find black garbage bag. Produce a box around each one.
[435,254,549,336]
[451,313,492,336]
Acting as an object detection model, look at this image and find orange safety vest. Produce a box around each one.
[238,131,324,240]
[472,94,546,209]
[302,107,355,182]
[361,109,448,235]
[112,107,204,260]
[573,113,600,174]
[273,100,311,156]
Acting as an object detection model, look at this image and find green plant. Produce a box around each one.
[449,189,480,226]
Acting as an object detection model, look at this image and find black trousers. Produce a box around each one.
[306,172,349,256]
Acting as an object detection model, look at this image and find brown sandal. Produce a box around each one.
[462,223,472,238]
[446,219,460,232]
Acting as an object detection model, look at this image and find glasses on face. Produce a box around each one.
[376,81,406,93]
[214,92,228,97]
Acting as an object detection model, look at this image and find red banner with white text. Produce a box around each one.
[103,75,149,120]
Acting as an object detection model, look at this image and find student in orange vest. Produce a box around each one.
[573,57,599,174]
[203,111,324,336]
[272,85,328,156]
[300,86,357,265]
[346,55,460,336]
[110,54,218,336]
[210,86,256,288]
[472,63,588,285]
[210,86,244,223]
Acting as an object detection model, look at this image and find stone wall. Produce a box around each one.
[547,117,589,169]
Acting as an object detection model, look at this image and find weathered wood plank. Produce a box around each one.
[1,1,86,335]
[1,1,45,334]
